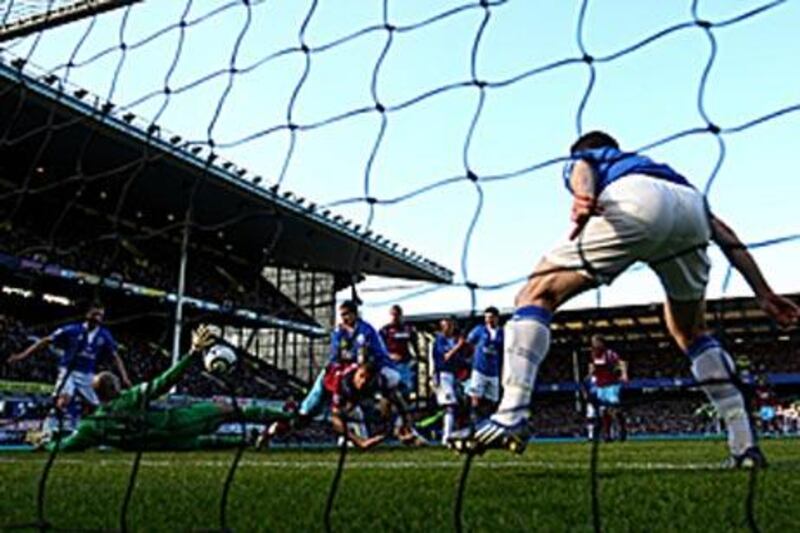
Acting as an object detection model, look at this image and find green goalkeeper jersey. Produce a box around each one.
[46,351,285,452]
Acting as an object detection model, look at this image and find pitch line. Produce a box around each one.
[0,457,734,471]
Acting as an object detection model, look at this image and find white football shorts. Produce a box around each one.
[546,174,711,301]
[434,371,458,406]
[54,368,100,405]
[466,370,500,402]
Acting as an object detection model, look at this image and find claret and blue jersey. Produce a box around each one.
[467,324,503,377]
[563,146,692,196]
[50,322,117,374]
[329,318,392,368]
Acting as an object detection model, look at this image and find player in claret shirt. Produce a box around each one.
[379,304,420,394]
[588,334,628,442]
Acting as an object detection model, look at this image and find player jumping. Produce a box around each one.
[45,325,292,452]
[455,131,799,467]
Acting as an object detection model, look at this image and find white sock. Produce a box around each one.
[493,306,552,426]
[443,409,455,442]
[688,336,753,456]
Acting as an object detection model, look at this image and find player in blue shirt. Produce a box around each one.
[430,316,468,445]
[465,306,503,424]
[457,131,799,467]
[298,300,400,421]
[9,304,132,430]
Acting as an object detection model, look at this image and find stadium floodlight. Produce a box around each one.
[252,176,262,185]
[122,113,135,123]
[169,135,181,144]
[0,1,141,42]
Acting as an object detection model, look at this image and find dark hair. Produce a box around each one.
[339,300,358,313]
[390,304,403,314]
[570,131,619,154]
[86,301,105,311]
[484,306,499,316]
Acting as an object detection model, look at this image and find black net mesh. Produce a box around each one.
[0,0,798,531]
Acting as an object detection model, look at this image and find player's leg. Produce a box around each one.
[436,372,458,444]
[585,401,597,441]
[492,261,594,426]
[468,180,657,451]
[298,368,328,418]
[466,370,483,425]
[663,297,761,466]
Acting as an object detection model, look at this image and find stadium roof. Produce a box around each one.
[0,57,453,284]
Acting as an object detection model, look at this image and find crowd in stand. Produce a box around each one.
[0,225,300,319]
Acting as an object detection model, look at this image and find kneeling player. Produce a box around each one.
[326,361,416,449]
[47,326,291,452]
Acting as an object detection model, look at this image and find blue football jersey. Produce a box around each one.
[328,318,392,368]
[467,324,503,377]
[50,322,117,374]
[563,146,692,196]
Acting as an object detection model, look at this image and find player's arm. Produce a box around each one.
[617,359,629,383]
[44,423,95,452]
[443,337,465,362]
[7,336,52,364]
[147,325,215,398]
[710,215,799,327]
[568,159,603,240]
[330,407,385,450]
[112,352,133,389]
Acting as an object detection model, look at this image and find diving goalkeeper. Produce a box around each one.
[46,326,291,452]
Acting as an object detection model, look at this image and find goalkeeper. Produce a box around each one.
[46,326,291,452]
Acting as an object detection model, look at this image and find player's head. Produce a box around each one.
[93,371,120,402]
[571,131,619,154]
[389,304,403,323]
[85,303,105,328]
[591,334,606,350]
[484,306,500,328]
[338,300,359,327]
[440,315,457,336]
[352,361,377,391]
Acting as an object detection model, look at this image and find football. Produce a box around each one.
[203,344,237,374]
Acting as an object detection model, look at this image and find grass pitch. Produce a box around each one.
[1,439,798,532]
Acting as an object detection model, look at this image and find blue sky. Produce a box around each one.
[5,0,799,325]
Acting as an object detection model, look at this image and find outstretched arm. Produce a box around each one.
[147,325,216,398]
[44,423,95,452]
[7,336,52,364]
[711,215,799,327]
[331,408,385,450]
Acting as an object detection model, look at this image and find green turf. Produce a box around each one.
[1,439,798,532]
